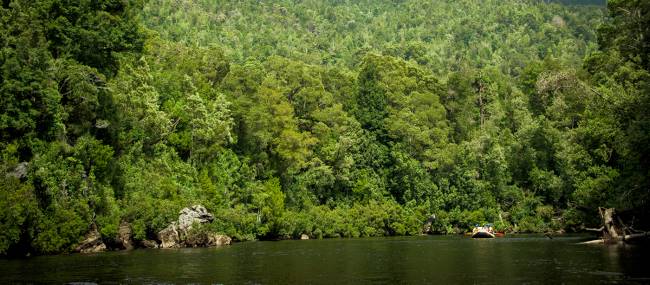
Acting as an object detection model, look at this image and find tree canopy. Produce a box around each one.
[1,0,648,255]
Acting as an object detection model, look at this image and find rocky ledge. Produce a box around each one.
[157,205,231,248]
[74,224,106,253]
[74,205,230,253]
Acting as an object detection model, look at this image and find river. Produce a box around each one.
[1,235,648,284]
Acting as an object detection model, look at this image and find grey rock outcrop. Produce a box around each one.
[158,222,181,248]
[207,233,231,246]
[178,205,214,228]
[157,205,229,248]
[140,239,160,249]
[75,225,107,253]
[117,221,134,250]
[186,232,232,247]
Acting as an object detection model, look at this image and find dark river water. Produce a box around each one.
[1,235,648,284]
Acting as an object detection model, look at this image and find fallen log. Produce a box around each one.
[580,239,604,245]
[585,227,604,232]
[623,232,650,242]
[580,233,649,245]
[580,207,649,245]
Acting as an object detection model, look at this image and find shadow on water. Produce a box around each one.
[1,235,648,284]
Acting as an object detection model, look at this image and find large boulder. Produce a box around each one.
[158,222,181,248]
[157,205,228,249]
[178,205,214,229]
[75,225,107,253]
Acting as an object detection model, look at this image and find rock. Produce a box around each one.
[75,225,107,253]
[140,239,159,249]
[117,221,134,250]
[178,205,214,230]
[185,232,232,247]
[81,242,107,253]
[157,205,230,249]
[207,234,231,246]
[300,234,310,240]
[158,222,181,248]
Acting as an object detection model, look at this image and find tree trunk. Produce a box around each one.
[599,207,622,243]
[582,207,649,245]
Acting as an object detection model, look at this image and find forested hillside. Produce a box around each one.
[1,0,648,255]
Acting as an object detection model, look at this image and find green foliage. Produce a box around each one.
[3,0,650,256]
[32,202,91,254]
[0,176,39,255]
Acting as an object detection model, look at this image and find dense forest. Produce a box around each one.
[1,0,648,255]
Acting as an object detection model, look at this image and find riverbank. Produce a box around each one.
[4,201,588,257]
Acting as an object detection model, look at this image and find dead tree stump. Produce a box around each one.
[585,207,649,244]
[599,207,622,243]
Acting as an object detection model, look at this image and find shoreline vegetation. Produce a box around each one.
[2,0,649,256]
